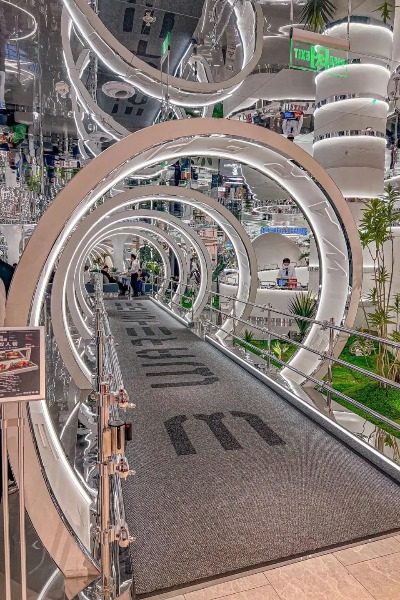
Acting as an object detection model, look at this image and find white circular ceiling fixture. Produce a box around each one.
[101,80,136,99]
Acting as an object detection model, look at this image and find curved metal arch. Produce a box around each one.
[72,209,212,321]
[70,229,172,339]
[51,212,211,390]
[9,119,361,383]
[62,0,264,108]
[69,211,210,328]
[71,222,187,340]
[5,119,362,576]
[107,186,259,336]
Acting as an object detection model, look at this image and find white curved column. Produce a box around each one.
[110,234,128,271]
[314,23,392,198]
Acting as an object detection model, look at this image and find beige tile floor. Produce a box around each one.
[152,534,400,600]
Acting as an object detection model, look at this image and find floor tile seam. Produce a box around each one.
[265,553,378,599]
[181,573,270,600]
[334,542,400,567]
[343,563,383,600]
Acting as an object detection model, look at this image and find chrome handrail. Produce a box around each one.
[202,306,400,434]
[92,275,134,598]
[206,289,400,350]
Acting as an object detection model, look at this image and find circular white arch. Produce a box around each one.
[5,119,362,576]
[70,208,212,323]
[71,228,173,338]
[72,222,187,338]
[52,211,212,390]
[8,119,361,382]
[70,186,258,339]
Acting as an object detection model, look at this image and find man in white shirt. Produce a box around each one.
[278,258,296,284]
[129,253,140,296]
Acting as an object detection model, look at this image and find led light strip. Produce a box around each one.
[314,130,386,142]
[315,93,387,109]
[1,0,37,41]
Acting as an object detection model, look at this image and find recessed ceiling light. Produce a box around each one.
[102,81,136,99]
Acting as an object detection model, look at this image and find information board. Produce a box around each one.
[0,326,45,402]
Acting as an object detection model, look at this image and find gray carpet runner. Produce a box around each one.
[107,298,400,596]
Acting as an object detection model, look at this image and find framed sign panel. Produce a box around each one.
[0,326,45,402]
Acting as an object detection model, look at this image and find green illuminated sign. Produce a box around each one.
[290,39,347,72]
[161,32,171,64]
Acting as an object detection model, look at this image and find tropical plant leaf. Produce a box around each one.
[299,0,336,32]
[243,329,254,343]
[288,291,317,339]
[374,1,392,24]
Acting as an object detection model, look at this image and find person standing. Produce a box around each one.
[129,253,140,297]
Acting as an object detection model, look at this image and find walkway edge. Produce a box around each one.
[149,296,193,328]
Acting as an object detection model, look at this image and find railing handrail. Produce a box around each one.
[200,302,400,434]
[206,289,400,350]
[207,303,400,391]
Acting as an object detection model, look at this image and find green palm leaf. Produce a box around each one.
[300,0,336,32]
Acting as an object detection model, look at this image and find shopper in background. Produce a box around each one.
[278,257,296,281]
[129,253,140,297]
[101,265,127,296]
[136,270,144,296]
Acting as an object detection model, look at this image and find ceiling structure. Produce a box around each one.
[11,0,316,137]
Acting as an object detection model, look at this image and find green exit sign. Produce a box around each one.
[161,31,171,64]
[290,39,347,72]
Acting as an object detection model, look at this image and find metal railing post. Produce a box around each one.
[326,317,335,413]
[1,404,11,600]
[93,273,134,599]
[266,303,272,369]
[18,401,27,600]
[99,379,112,599]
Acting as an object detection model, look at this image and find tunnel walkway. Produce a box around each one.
[107,298,400,596]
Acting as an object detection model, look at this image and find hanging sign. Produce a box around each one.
[289,39,347,72]
[161,32,171,65]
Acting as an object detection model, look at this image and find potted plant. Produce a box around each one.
[288,291,317,340]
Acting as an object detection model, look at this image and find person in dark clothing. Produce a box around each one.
[0,258,16,500]
[101,265,127,296]
[173,160,181,186]
[0,259,14,293]
[129,254,140,297]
